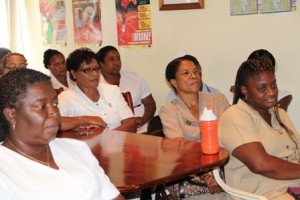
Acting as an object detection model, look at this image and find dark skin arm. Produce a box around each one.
[199,172,222,194]
[233,142,300,179]
[59,116,107,131]
[171,138,222,193]
[135,94,156,128]
[113,117,137,133]
[278,95,292,111]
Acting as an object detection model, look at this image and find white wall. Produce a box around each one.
[21,0,300,130]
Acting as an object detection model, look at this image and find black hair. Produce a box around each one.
[165,55,201,93]
[95,45,118,64]
[0,48,11,60]
[247,49,275,68]
[66,48,96,81]
[233,58,298,148]
[233,58,274,105]
[0,68,51,141]
[43,49,64,69]
[165,54,201,83]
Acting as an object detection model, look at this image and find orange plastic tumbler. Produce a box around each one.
[200,107,219,154]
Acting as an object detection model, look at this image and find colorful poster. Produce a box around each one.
[230,0,258,15]
[116,0,152,47]
[260,0,291,13]
[231,0,296,15]
[72,0,102,45]
[39,0,67,45]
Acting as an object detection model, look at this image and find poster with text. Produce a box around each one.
[231,0,296,15]
[231,0,257,15]
[260,0,291,13]
[72,0,102,45]
[116,0,152,47]
[39,0,67,45]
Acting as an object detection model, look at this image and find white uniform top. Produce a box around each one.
[0,138,120,200]
[100,71,152,132]
[50,72,76,90]
[58,83,134,129]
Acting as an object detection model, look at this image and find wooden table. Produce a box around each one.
[57,128,229,197]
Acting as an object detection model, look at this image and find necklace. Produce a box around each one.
[6,138,50,167]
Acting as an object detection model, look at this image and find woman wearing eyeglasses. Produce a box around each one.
[58,48,136,132]
[1,52,27,76]
[159,55,229,197]
[160,55,229,141]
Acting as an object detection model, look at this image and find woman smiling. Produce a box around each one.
[58,48,136,132]
[219,58,300,199]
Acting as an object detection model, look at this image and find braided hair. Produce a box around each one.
[0,68,51,141]
[233,58,299,149]
[232,58,274,105]
[247,49,276,68]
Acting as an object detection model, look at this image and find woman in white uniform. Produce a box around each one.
[0,68,124,200]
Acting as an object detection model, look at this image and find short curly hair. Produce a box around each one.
[66,48,97,81]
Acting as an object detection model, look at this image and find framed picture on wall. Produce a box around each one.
[159,0,204,11]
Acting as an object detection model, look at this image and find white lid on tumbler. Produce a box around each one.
[200,107,217,121]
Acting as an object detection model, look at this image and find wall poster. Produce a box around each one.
[72,0,102,45]
[39,0,67,45]
[115,0,152,47]
[231,0,296,15]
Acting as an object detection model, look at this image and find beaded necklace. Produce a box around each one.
[6,138,50,167]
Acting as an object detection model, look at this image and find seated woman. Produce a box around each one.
[228,49,292,111]
[43,49,76,93]
[58,48,136,132]
[159,55,229,196]
[166,54,222,103]
[219,58,300,199]
[0,68,124,199]
[248,49,292,111]
[96,45,156,133]
[0,47,11,76]
[160,55,229,141]
[1,52,27,76]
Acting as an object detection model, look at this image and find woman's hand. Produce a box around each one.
[85,116,107,128]
[200,172,222,194]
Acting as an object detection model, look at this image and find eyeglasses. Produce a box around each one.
[79,67,101,74]
[178,69,201,78]
[5,63,27,70]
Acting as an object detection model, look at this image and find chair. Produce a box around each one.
[55,87,64,95]
[146,115,165,137]
[122,92,134,114]
[212,167,268,200]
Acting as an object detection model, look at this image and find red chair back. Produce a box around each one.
[55,87,64,95]
[122,92,134,114]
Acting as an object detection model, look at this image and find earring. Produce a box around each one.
[12,120,16,130]
[244,96,248,100]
